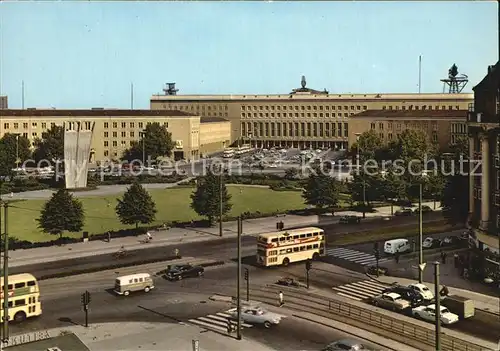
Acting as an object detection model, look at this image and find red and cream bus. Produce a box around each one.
[256,227,326,267]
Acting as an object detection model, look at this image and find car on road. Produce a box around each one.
[394,208,412,216]
[322,338,369,350]
[228,306,283,328]
[114,273,154,296]
[276,277,300,287]
[382,285,424,307]
[411,304,459,325]
[422,237,441,249]
[338,215,361,224]
[370,292,411,312]
[165,264,204,281]
[408,283,434,301]
[413,205,433,214]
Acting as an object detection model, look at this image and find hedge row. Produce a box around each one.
[38,257,225,280]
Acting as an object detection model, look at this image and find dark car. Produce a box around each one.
[413,205,433,214]
[395,208,413,216]
[165,264,204,281]
[383,285,424,307]
[322,338,368,350]
[276,277,300,287]
[339,215,361,224]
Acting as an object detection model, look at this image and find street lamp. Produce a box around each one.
[417,175,427,284]
[14,134,20,170]
[355,133,366,219]
[139,131,146,165]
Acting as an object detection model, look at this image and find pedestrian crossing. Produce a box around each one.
[326,247,390,266]
[332,279,388,301]
[188,309,253,333]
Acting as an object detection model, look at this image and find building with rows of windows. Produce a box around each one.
[349,109,468,150]
[151,79,473,150]
[0,109,231,163]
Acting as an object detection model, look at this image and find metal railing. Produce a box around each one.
[257,285,486,351]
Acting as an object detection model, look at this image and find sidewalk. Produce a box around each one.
[4,322,277,351]
[8,201,441,267]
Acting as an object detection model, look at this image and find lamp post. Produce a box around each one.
[418,182,424,283]
[15,134,20,170]
[139,131,146,166]
[355,133,366,218]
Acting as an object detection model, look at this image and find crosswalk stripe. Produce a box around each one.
[188,319,227,332]
[326,247,393,267]
[360,280,388,289]
[336,292,362,301]
[333,285,373,299]
[349,282,384,294]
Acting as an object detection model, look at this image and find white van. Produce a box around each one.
[384,239,410,254]
[114,273,154,296]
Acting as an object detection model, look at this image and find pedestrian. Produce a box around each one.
[440,250,445,264]
[442,251,447,264]
[394,252,400,263]
[278,291,284,307]
[107,231,111,243]
[440,285,449,297]
[453,253,459,268]
[226,318,233,333]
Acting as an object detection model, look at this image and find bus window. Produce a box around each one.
[300,246,305,251]
[307,245,312,250]
[269,250,277,256]
[14,283,25,289]
[286,248,292,253]
[7,301,12,308]
[313,233,318,237]
[293,247,299,252]
[293,235,298,240]
[271,238,278,243]
[300,234,306,238]
[279,249,286,254]
[279,237,285,242]
[313,244,319,249]
[307,233,312,237]
[27,281,36,287]
[14,299,26,307]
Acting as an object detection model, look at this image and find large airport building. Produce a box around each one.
[0,78,473,163]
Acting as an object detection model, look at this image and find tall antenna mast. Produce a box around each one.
[22,80,25,109]
[418,55,422,94]
[130,82,134,109]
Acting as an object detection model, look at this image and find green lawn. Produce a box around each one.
[6,185,307,243]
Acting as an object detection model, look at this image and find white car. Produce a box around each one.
[412,304,459,325]
[228,306,283,328]
[408,283,434,301]
[422,237,434,248]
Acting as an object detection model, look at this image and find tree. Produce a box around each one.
[392,129,437,162]
[116,181,157,229]
[122,122,175,162]
[0,133,31,176]
[284,167,299,180]
[191,168,232,225]
[38,189,85,239]
[33,125,64,163]
[381,169,407,214]
[441,174,469,226]
[348,170,384,205]
[349,130,384,163]
[302,167,341,212]
[424,172,445,209]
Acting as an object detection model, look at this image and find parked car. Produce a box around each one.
[322,338,369,350]
[165,264,204,281]
[276,277,300,287]
[408,283,434,301]
[339,215,361,224]
[228,306,283,328]
[422,237,441,249]
[413,205,433,214]
[395,208,413,216]
[367,266,389,276]
[383,285,424,307]
[371,292,411,312]
[411,304,459,325]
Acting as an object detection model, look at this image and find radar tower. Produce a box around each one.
[440,64,468,93]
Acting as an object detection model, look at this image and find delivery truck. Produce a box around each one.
[441,295,475,319]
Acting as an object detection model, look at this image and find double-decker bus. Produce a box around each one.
[0,273,42,322]
[256,227,326,267]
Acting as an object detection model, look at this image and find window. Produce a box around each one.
[370,123,376,130]
[32,122,37,127]
[104,141,109,147]
[121,132,126,137]
[121,122,126,128]
[3,123,8,129]
[27,281,36,287]
[13,123,18,129]
[104,150,109,157]
[14,299,26,307]
[130,122,135,128]
[23,123,28,129]
[14,282,25,289]
[112,122,117,128]
[112,141,117,147]
[104,132,109,138]
[104,122,109,128]
[112,132,117,138]
[41,122,46,128]
[130,131,135,137]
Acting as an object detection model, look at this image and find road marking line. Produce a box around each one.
[188,319,227,332]
[333,286,371,299]
[340,284,380,297]
[361,280,389,289]
[335,292,362,301]
[349,282,384,294]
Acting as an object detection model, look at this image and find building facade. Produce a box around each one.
[349,110,468,151]
[150,80,473,150]
[0,109,231,163]
[467,63,500,254]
